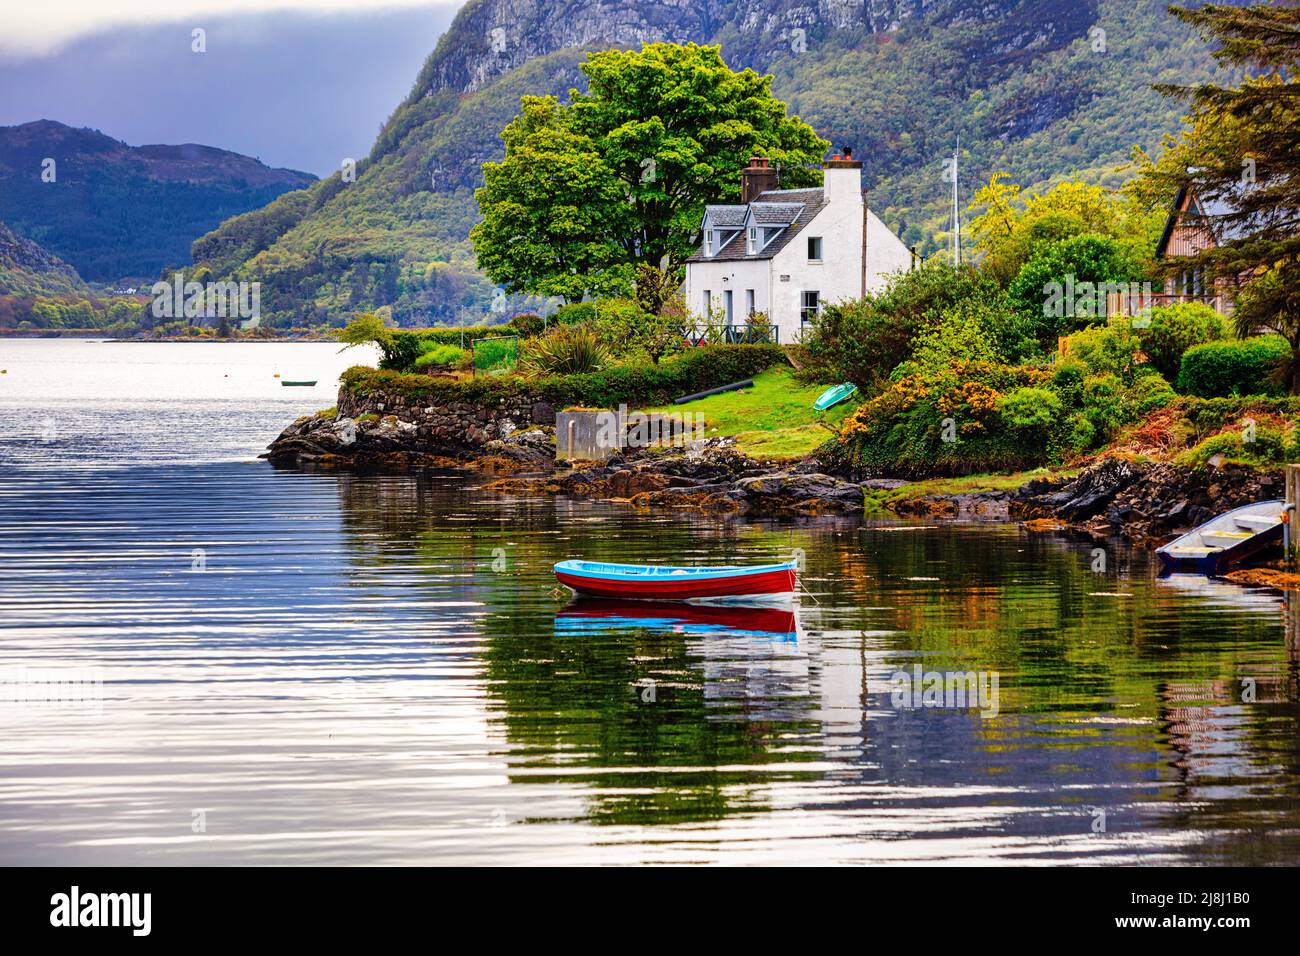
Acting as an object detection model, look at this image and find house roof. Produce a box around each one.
[750,202,803,225]
[688,188,827,263]
[1200,196,1254,242]
[1156,184,1256,257]
[704,204,748,227]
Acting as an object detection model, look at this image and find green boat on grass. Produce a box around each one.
[814,382,858,411]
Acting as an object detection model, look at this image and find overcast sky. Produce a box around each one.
[0,1,454,58]
[0,1,465,175]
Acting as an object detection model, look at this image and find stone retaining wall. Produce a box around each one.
[337,384,556,449]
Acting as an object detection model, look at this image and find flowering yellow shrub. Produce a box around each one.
[829,360,1055,474]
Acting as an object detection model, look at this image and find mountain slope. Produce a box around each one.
[0,120,317,284]
[0,220,88,297]
[193,0,1224,327]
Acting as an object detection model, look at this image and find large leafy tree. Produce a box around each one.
[968,174,1157,286]
[472,42,829,303]
[471,97,633,303]
[1136,3,1300,390]
[1006,234,1143,349]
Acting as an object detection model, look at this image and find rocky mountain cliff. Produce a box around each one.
[0,120,317,284]
[190,0,1217,327]
[407,0,1089,99]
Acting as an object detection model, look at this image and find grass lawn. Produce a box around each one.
[861,468,1079,514]
[639,366,855,460]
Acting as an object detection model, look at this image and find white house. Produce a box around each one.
[683,150,914,344]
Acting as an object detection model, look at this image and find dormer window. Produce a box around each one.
[746,227,757,255]
[704,232,714,257]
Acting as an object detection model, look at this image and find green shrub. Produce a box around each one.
[1061,412,1096,455]
[1176,425,1288,468]
[1006,234,1142,350]
[801,262,1008,389]
[828,360,1062,475]
[1062,324,1142,380]
[372,332,417,370]
[552,302,599,326]
[474,336,520,374]
[1050,357,1087,404]
[1128,372,1177,415]
[1136,302,1226,382]
[412,344,468,369]
[524,324,610,375]
[587,297,684,363]
[997,386,1062,433]
[1079,373,1129,440]
[904,300,1009,373]
[367,326,522,371]
[506,313,545,337]
[1176,336,1288,397]
[341,345,787,411]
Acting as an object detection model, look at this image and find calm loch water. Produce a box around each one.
[0,339,1298,864]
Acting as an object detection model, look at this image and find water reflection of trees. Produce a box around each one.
[482,604,828,825]
[334,475,833,826]
[333,476,1300,848]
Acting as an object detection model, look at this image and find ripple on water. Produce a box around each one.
[0,341,1298,864]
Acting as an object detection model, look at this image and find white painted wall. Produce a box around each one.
[682,258,772,327]
[770,186,863,343]
[683,164,915,345]
[866,208,914,293]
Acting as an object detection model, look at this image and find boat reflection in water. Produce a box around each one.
[1155,572,1286,612]
[555,599,799,642]
[554,599,813,716]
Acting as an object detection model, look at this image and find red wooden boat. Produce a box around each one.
[554,559,796,603]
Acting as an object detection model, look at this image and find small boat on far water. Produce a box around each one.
[1156,500,1285,575]
[554,559,797,603]
[280,380,317,387]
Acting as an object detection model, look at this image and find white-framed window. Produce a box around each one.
[807,236,823,261]
[746,227,757,255]
[801,290,821,327]
[702,289,711,315]
[745,289,755,317]
[724,290,733,327]
[704,232,714,257]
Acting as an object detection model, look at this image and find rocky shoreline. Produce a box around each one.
[1012,459,1283,543]
[265,409,872,516]
[265,410,1282,542]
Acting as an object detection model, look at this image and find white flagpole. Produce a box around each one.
[951,140,960,267]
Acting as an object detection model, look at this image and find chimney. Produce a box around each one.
[741,157,779,204]
[822,145,863,207]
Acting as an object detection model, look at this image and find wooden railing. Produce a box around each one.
[1105,291,1231,319]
